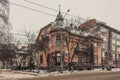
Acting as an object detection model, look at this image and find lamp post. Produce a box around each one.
[63,9,70,18]
[115,36,118,68]
[107,30,112,69]
[60,9,70,73]
[60,34,63,73]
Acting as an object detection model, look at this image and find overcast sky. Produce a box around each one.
[10,0,120,34]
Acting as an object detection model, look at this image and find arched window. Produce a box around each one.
[56,35,61,45]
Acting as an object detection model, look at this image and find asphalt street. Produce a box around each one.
[17,70,120,80]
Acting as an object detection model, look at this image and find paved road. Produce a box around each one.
[18,71,120,80]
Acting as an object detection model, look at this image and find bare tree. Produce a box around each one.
[11,39,24,70]
[64,17,89,70]
[23,27,37,71]
[36,36,50,71]
[0,26,14,69]
[0,43,16,69]
[64,17,85,29]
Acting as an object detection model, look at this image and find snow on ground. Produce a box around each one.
[0,70,36,80]
[0,68,120,80]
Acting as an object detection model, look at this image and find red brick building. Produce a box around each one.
[36,10,102,70]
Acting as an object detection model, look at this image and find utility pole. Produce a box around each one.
[60,33,63,73]
[107,30,112,68]
[59,7,70,73]
[115,36,118,68]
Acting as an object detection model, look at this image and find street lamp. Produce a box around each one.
[63,9,70,18]
[60,33,63,73]
[60,9,70,73]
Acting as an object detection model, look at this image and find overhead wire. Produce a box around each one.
[24,0,85,20]
[12,32,26,36]
[10,2,55,36]
[10,1,87,27]
[9,2,74,23]
[10,2,56,17]
[24,0,58,12]
[10,1,87,22]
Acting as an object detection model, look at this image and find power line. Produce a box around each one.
[24,0,58,12]
[10,2,56,17]
[12,32,26,36]
[12,32,37,37]
[10,2,82,22]
[10,2,87,25]
[24,0,83,19]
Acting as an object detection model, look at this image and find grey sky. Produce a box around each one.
[10,0,120,34]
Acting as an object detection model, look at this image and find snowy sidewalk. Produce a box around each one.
[0,68,120,80]
[0,70,37,80]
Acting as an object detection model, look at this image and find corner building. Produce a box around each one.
[36,10,102,70]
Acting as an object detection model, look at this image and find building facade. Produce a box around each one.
[79,20,120,68]
[36,10,102,70]
[0,0,10,43]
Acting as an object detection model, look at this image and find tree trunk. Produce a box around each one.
[10,59,13,69]
[44,50,49,71]
[71,53,75,64]
[29,53,31,71]
[2,60,5,69]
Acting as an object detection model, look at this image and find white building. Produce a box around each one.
[0,0,10,44]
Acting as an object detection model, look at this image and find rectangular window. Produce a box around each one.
[57,53,61,63]
[57,57,61,63]
[94,55,98,64]
[40,55,43,64]
[78,55,85,63]
[94,43,98,51]
[64,53,69,62]
[64,37,67,46]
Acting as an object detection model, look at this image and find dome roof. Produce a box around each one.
[56,11,64,21]
[54,6,64,27]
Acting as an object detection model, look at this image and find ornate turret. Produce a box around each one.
[54,5,64,27]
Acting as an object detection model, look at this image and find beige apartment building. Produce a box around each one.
[81,20,120,67]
